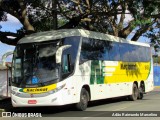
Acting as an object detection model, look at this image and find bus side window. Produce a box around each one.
[62,54,71,74]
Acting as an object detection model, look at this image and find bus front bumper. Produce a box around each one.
[11,92,64,107]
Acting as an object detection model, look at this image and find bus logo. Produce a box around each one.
[30,94,34,98]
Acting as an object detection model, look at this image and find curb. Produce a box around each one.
[154,86,160,88]
[153,86,160,91]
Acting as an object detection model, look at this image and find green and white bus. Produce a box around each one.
[11,29,153,110]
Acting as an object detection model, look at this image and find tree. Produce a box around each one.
[153,55,160,64]
[0,0,160,47]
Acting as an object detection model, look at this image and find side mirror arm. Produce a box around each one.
[56,45,71,64]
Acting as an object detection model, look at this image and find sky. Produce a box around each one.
[0,14,157,62]
[0,14,22,62]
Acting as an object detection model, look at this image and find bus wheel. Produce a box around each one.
[138,85,144,99]
[129,83,138,101]
[76,88,89,111]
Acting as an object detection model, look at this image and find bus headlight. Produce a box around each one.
[48,84,66,95]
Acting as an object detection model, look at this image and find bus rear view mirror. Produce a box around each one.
[56,45,72,64]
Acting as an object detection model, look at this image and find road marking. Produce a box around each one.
[82,117,90,119]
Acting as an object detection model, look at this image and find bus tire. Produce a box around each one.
[129,83,138,101]
[138,91,143,99]
[138,85,144,99]
[76,88,89,111]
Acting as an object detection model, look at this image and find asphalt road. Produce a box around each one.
[1,87,160,120]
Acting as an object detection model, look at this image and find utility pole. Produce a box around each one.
[52,0,57,30]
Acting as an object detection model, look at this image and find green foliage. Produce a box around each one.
[153,56,160,64]
[131,18,152,29]
[0,11,7,21]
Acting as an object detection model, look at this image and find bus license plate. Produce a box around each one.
[28,100,37,104]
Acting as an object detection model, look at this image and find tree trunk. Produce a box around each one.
[22,9,35,31]
[17,0,35,32]
[52,0,57,30]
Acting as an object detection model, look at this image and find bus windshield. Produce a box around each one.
[12,42,59,88]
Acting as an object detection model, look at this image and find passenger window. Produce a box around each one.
[145,47,151,61]
[80,37,110,62]
[128,44,140,62]
[119,43,130,61]
[108,42,120,61]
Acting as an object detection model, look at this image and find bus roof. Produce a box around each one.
[18,29,150,47]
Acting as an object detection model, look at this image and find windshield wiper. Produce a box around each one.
[24,73,32,76]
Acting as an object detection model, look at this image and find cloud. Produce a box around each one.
[116,10,133,24]
[0,14,23,32]
[3,14,21,25]
[0,14,21,62]
[124,14,133,23]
